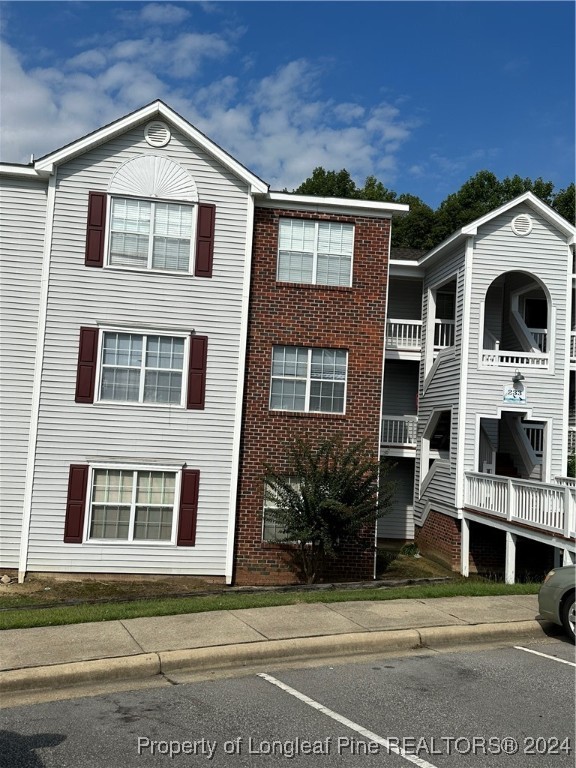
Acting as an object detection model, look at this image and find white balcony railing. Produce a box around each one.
[386,319,422,350]
[481,349,550,369]
[381,415,418,447]
[465,472,576,537]
[521,423,544,458]
[434,318,455,351]
[569,427,576,455]
[571,331,576,363]
[527,327,547,353]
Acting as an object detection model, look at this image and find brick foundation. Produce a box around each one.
[415,510,461,571]
[233,206,390,585]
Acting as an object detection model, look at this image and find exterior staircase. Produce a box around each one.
[495,452,520,478]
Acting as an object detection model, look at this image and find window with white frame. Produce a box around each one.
[270,346,347,413]
[89,468,177,542]
[277,219,354,286]
[99,332,186,405]
[262,478,300,541]
[108,197,194,272]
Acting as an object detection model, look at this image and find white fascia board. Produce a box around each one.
[389,260,424,278]
[460,191,576,239]
[0,164,50,179]
[419,191,576,267]
[257,191,409,218]
[33,101,269,194]
[418,230,466,267]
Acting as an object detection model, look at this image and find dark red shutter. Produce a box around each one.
[194,203,216,277]
[85,191,107,267]
[75,327,99,403]
[64,465,89,543]
[187,335,208,409]
[177,469,200,546]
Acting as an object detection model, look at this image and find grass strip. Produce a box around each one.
[0,580,539,631]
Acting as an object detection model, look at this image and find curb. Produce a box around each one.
[0,621,543,695]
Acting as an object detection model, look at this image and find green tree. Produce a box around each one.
[552,183,575,225]
[264,436,395,583]
[295,167,358,198]
[393,193,436,250]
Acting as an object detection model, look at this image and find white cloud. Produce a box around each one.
[140,3,191,25]
[0,25,415,192]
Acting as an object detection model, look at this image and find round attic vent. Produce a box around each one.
[144,121,171,148]
[511,213,533,236]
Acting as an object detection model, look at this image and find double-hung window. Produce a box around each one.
[262,478,300,542]
[99,332,186,405]
[270,346,347,413]
[89,468,177,542]
[277,219,354,286]
[109,197,193,272]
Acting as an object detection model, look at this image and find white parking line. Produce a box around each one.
[258,672,440,768]
[514,646,576,666]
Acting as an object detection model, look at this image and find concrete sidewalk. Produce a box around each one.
[0,594,548,700]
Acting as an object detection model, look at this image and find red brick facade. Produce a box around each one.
[415,510,462,571]
[233,206,391,584]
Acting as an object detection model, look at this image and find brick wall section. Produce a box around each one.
[417,514,556,576]
[233,206,390,585]
[415,510,461,571]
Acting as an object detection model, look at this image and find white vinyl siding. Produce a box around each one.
[99,332,186,405]
[270,346,347,413]
[88,468,178,543]
[0,177,46,567]
[24,123,252,576]
[109,197,193,272]
[277,219,353,286]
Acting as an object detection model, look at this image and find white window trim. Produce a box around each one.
[277,218,355,287]
[262,479,300,542]
[95,327,190,408]
[83,464,183,546]
[269,346,348,414]
[105,194,198,276]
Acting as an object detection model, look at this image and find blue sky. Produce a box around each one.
[1,1,574,207]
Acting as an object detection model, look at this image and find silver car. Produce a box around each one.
[538,565,575,643]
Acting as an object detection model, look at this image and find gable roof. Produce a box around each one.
[420,191,576,266]
[29,101,268,194]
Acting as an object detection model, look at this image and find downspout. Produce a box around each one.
[225,191,257,585]
[18,171,57,583]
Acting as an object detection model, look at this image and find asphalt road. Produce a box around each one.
[1,639,574,768]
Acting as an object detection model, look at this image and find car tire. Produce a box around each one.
[561,592,575,644]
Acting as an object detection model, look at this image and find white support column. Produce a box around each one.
[460,516,470,577]
[505,531,517,584]
[562,549,576,566]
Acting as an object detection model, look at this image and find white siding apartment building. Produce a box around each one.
[1,101,574,584]
[379,194,576,580]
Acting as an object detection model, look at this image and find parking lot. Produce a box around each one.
[1,638,574,768]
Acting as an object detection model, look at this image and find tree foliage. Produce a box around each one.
[293,168,575,250]
[263,436,395,583]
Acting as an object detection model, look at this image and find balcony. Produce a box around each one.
[465,472,576,538]
[571,331,576,367]
[385,319,454,356]
[381,415,418,455]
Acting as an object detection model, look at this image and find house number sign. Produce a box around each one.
[503,385,527,404]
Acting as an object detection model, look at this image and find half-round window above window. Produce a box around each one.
[511,213,533,236]
[109,155,198,201]
[144,121,171,148]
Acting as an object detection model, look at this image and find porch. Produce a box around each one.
[463,471,576,582]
